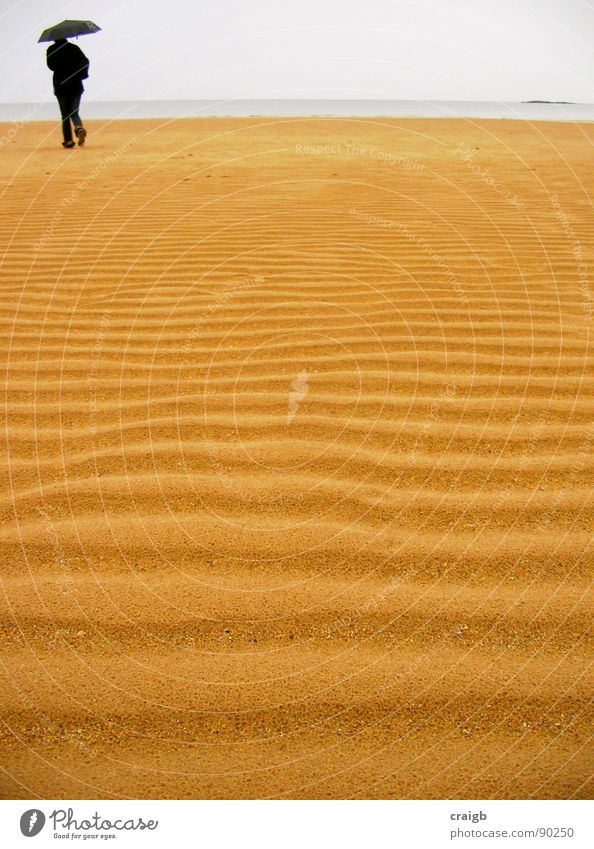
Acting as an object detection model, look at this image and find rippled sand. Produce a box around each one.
[0,117,592,799]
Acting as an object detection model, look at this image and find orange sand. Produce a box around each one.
[0,117,592,799]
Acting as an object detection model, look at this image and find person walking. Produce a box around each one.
[46,39,89,148]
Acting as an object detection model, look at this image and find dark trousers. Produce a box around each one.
[56,91,83,143]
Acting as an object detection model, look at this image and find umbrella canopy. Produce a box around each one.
[38,20,101,43]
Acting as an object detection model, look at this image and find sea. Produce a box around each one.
[2,100,594,123]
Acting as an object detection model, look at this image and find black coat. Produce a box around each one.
[46,40,89,96]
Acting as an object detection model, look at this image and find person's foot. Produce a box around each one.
[62,141,75,148]
[76,127,87,147]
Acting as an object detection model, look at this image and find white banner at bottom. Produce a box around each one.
[0,799,591,849]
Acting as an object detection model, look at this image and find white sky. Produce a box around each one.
[1,0,593,103]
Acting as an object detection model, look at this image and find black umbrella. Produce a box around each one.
[38,20,101,43]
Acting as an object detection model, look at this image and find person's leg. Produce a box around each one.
[56,94,74,145]
[70,93,82,131]
[71,93,87,146]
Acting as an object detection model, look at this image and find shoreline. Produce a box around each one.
[3,116,594,130]
[2,99,594,124]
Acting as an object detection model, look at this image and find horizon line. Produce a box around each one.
[1,97,591,106]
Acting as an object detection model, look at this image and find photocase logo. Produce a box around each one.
[20,809,46,837]
[287,369,309,425]
[18,807,158,838]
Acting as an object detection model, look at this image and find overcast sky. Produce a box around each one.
[1,0,593,103]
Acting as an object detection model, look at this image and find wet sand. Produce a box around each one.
[0,117,592,799]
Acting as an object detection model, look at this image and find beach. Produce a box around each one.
[0,116,592,799]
